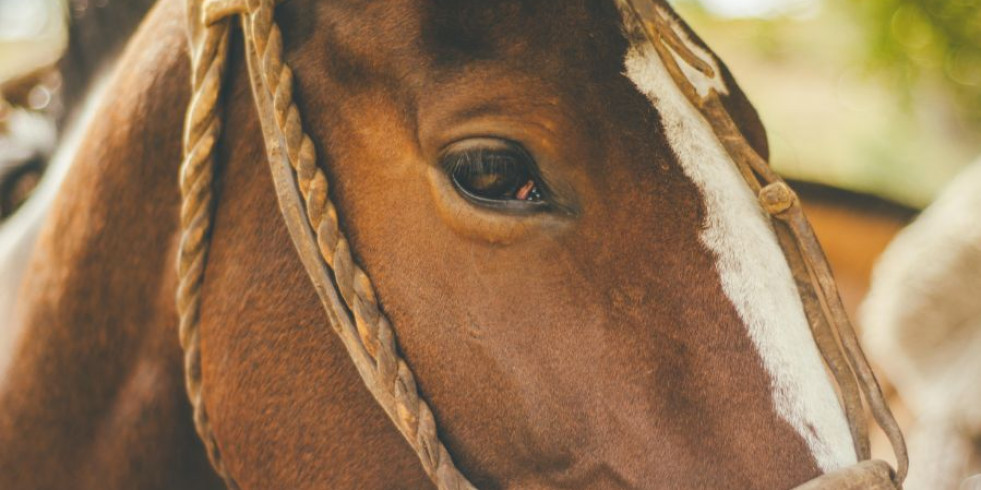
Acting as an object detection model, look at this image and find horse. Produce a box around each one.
[58,0,160,121]
[0,0,905,488]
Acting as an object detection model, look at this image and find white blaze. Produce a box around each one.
[621,21,856,471]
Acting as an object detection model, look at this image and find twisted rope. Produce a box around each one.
[618,0,908,484]
[238,1,474,486]
[177,5,239,488]
[179,0,475,487]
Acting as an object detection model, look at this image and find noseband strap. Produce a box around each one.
[178,0,906,488]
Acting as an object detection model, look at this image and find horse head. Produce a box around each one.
[0,0,904,488]
[193,0,863,487]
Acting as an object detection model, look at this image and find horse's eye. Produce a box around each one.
[441,139,548,212]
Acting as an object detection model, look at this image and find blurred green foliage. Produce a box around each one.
[850,0,981,126]
[676,0,980,206]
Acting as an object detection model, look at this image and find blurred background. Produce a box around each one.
[675,0,981,208]
[0,0,65,83]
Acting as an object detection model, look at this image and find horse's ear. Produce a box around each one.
[627,0,771,162]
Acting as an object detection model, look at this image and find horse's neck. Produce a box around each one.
[0,1,220,488]
[0,0,158,373]
[58,0,158,123]
[0,68,112,382]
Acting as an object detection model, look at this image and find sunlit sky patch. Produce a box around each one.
[687,0,822,18]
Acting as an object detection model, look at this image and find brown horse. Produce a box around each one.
[0,0,158,366]
[0,0,900,488]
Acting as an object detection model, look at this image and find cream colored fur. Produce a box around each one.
[862,158,981,488]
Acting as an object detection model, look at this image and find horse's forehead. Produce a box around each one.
[289,0,733,113]
[291,0,639,71]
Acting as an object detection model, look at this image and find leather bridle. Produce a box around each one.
[177,0,908,488]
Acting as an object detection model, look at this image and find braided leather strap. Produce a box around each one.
[181,0,476,487]
[618,0,908,484]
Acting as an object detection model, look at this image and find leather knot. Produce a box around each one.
[759,182,797,217]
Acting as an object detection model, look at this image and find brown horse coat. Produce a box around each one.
[1,0,858,488]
